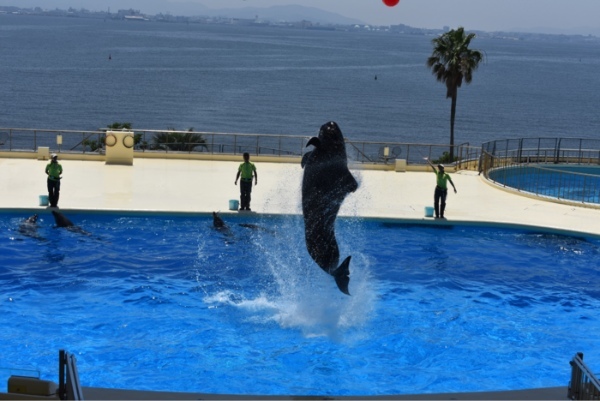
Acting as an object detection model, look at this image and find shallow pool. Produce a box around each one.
[1,212,599,396]
[489,164,600,204]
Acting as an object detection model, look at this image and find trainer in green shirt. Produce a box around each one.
[45,154,63,208]
[427,159,457,219]
[234,152,257,211]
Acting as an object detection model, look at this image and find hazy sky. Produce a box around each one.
[4,0,600,35]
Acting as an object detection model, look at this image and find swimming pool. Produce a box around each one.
[1,211,599,396]
[489,164,600,204]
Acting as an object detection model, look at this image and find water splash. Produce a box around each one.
[196,167,370,337]
[199,213,377,340]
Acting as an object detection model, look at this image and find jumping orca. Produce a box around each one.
[301,121,358,295]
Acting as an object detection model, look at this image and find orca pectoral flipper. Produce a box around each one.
[333,255,351,296]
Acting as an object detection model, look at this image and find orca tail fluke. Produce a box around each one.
[333,255,351,295]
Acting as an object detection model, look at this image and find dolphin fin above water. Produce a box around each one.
[52,210,74,227]
[51,210,93,236]
[333,255,351,295]
[212,211,227,229]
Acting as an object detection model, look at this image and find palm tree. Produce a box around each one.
[427,27,483,162]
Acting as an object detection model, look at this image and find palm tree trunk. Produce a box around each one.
[449,92,457,162]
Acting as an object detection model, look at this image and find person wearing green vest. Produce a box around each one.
[45,154,63,208]
[234,152,258,211]
[427,159,457,219]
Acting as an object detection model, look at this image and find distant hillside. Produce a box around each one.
[202,5,364,25]
[0,0,364,25]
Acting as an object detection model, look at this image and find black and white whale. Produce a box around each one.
[301,121,358,295]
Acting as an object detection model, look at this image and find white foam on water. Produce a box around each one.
[234,215,376,340]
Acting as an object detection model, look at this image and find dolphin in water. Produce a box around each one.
[212,211,227,229]
[19,214,39,231]
[52,210,75,227]
[213,211,275,238]
[18,214,44,240]
[238,223,275,234]
[212,211,235,242]
[51,210,91,236]
[301,121,358,295]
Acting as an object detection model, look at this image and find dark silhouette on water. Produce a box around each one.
[18,214,44,241]
[51,210,91,236]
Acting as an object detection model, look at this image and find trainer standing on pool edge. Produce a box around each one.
[45,154,63,208]
[427,159,457,219]
[234,152,257,211]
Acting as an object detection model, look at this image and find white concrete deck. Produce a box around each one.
[1,156,599,237]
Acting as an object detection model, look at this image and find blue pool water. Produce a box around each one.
[490,164,600,204]
[1,211,600,396]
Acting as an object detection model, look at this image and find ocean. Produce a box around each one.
[1,14,599,146]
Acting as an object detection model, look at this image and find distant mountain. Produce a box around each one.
[1,0,365,25]
[140,2,364,25]
[508,25,600,37]
[200,5,364,25]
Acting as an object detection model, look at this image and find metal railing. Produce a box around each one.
[481,137,600,205]
[0,127,481,169]
[481,138,600,171]
[0,127,308,157]
[569,353,600,400]
[129,129,307,157]
[346,141,480,169]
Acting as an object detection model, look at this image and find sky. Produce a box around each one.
[3,0,600,35]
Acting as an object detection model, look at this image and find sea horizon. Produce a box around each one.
[1,14,599,147]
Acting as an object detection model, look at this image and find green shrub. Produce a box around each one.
[432,151,460,165]
[153,128,207,152]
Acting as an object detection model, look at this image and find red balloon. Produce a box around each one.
[382,0,400,6]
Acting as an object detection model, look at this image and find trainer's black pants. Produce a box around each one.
[47,179,60,207]
[240,180,253,210]
[434,186,447,218]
